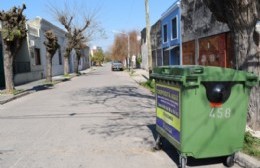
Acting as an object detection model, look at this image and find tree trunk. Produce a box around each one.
[74,56,79,74]
[63,48,72,75]
[46,54,52,83]
[64,56,69,75]
[232,29,260,130]
[248,86,260,130]
[247,37,260,130]
[232,29,255,70]
[3,43,14,93]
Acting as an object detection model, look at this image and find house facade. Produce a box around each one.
[151,20,162,67]
[69,46,90,73]
[140,0,237,68]
[161,0,182,66]
[160,0,233,67]
[80,45,91,70]
[140,28,148,70]
[11,17,67,85]
[140,21,162,70]
[1,17,91,88]
[181,0,232,67]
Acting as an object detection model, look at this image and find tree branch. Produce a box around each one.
[79,20,90,33]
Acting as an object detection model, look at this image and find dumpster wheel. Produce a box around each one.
[154,135,162,150]
[179,155,187,168]
[225,154,235,167]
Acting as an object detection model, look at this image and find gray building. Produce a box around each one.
[140,28,148,70]
[151,20,162,67]
[12,17,67,85]
[140,20,162,70]
[1,17,91,88]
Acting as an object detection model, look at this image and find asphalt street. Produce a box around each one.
[0,64,241,168]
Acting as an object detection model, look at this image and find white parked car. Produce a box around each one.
[111,60,123,71]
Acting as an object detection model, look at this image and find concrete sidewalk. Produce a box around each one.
[129,68,150,84]
[0,68,93,105]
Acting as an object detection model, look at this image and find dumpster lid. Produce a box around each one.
[151,66,258,87]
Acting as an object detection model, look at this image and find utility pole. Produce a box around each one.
[145,0,152,74]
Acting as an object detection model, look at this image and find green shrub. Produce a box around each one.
[243,132,260,159]
[140,79,155,93]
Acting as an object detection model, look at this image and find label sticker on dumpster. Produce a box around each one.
[156,84,181,143]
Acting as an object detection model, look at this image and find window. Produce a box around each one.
[34,48,41,65]
[58,48,62,65]
[163,24,168,43]
[171,17,177,39]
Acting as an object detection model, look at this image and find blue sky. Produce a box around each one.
[1,0,175,51]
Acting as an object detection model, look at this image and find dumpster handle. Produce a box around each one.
[191,67,204,74]
[183,76,201,87]
[245,74,258,87]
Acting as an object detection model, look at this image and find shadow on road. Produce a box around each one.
[147,124,227,167]
[73,85,154,100]
[29,84,54,92]
[70,85,155,111]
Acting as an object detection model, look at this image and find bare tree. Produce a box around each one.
[58,14,90,75]
[49,1,104,75]
[43,30,60,82]
[129,30,141,58]
[112,34,128,62]
[74,32,86,74]
[111,30,140,65]
[0,4,27,93]
[203,0,260,130]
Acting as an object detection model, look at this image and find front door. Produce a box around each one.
[170,47,180,65]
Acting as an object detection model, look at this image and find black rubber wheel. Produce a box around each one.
[154,135,162,150]
[225,154,235,167]
[179,156,187,168]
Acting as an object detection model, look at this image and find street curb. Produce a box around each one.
[0,68,94,105]
[0,91,31,105]
[236,152,260,168]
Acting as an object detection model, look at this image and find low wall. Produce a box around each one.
[14,70,43,86]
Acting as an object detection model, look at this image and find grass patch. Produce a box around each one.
[140,79,155,94]
[0,89,25,95]
[12,89,25,95]
[242,132,260,160]
[129,70,138,76]
[63,74,72,78]
[43,81,55,86]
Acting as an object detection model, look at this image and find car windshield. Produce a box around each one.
[112,60,122,63]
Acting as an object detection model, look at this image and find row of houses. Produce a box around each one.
[141,0,259,69]
[0,17,92,88]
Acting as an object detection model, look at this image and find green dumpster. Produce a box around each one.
[150,66,258,168]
